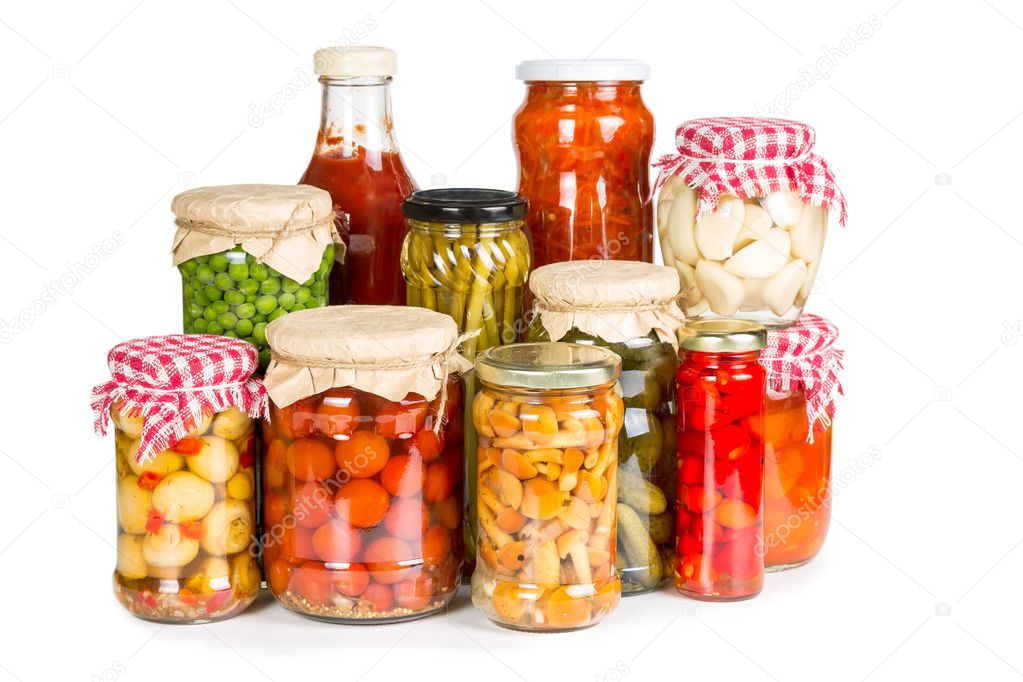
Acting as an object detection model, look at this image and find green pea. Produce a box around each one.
[203,307,218,322]
[267,308,286,322]
[214,272,235,290]
[238,279,259,296]
[194,290,210,306]
[252,314,267,324]
[211,300,230,315]
[234,318,254,337]
[189,276,204,292]
[203,285,223,301]
[249,263,269,282]
[196,264,215,284]
[281,278,300,294]
[255,295,278,315]
[278,292,296,310]
[304,298,322,309]
[206,321,224,335]
[245,294,257,304]
[209,253,228,273]
[289,303,305,312]
[187,302,204,319]
[235,303,256,319]
[224,330,239,338]
[228,262,249,282]
[259,278,281,295]
[195,255,209,265]
[183,284,194,301]
[310,281,325,296]
[295,286,311,304]
[217,312,238,330]
[181,260,198,276]
[223,291,245,307]
[192,318,208,332]
[252,322,268,345]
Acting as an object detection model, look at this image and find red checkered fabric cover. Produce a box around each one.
[91,334,267,464]
[760,314,844,442]
[653,116,848,226]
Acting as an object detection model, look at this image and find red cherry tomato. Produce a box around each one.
[408,429,441,463]
[292,561,334,605]
[364,537,414,584]
[421,525,451,567]
[281,526,318,561]
[335,479,390,528]
[394,571,435,611]
[286,438,338,482]
[332,562,370,597]
[422,462,453,504]
[334,430,390,479]
[276,399,320,439]
[263,489,287,529]
[293,480,333,529]
[375,397,428,439]
[316,387,361,439]
[312,517,362,562]
[360,583,394,612]
[383,498,429,540]
[267,558,294,595]
[379,454,424,498]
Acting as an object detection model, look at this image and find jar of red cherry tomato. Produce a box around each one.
[675,320,767,601]
[260,305,472,623]
[759,315,844,571]
[514,60,654,272]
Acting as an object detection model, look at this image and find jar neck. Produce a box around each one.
[681,350,762,366]
[314,76,399,156]
[524,80,644,101]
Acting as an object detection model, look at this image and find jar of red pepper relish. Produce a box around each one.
[513,60,654,272]
[675,320,767,601]
[300,47,418,306]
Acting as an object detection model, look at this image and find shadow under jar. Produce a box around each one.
[471,343,623,631]
[261,305,471,623]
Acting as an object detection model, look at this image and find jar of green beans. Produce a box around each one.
[400,188,530,578]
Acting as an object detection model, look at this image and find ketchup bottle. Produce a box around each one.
[300,47,417,305]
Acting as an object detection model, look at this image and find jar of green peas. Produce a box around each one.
[171,184,344,369]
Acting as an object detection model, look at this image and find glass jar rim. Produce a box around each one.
[476,342,620,390]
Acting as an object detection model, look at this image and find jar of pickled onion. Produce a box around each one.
[91,335,267,623]
[675,321,767,601]
[260,305,472,623]
[471,343,623,631]
[759,314,844,570]
[514,60,654,271]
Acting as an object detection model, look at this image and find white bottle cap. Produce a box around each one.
[515,59,649,82]
[314,46,397,78]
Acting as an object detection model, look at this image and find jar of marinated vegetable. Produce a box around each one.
[471,343,623,631]
[759,314,843,570]
[300,46,418,306]
[525,260,686,595]
[91,335,267,623]
[172,184,343,370]
[261,305,472,623]
[514,60,654,272]
[654,117,848,327]
[675,321,767,601]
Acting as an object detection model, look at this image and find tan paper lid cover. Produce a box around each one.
[262,305,473,407]
[171,184,343,283]
[529,260,687,346]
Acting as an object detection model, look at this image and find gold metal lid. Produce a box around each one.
[475,342,621,390]
[678,320,767,353]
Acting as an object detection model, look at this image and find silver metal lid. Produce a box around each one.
[475,342,620,390]
[678,320,767,353]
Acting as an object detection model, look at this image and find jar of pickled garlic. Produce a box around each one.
[525,261,686,595]
[91,335,266,623]
[471,342,623,631]
[675,321,767,601]
[654,117,848,327]
[514,60,654,272]
[758,314,844,570]
[261,305,472,623]
[172,184,344,370]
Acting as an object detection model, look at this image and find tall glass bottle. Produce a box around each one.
[300,46,417,305]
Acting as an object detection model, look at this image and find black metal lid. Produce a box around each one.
[402,188,528,224]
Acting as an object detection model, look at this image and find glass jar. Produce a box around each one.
[172,184,339,370]
[92,334,266,624]
[675,321,767,601]
[471,343,623,631]
[762,387,832,570]
[514,60,654,271]
[401,188,531,359]
[300,46,418,306]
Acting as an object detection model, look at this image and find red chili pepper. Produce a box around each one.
[177,588,199,606]
[682,485,722,513]
[172,438,203,455]
[708,425,751,461]
[140,591,158,609]
[144,509,164,533]
[679,455,705,486]
[718,392,761,423]
[204,589,231,613]
[180,521,204,539]
[239,439,255,469]
[136,471,163,491]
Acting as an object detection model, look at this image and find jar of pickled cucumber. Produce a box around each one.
[91,334,267,623]
[525,261,686,595]
[171,184,344,369]
[759,314,844,571]
[261,305,472,623]
[471,342,623,631]
[654,117,847,327]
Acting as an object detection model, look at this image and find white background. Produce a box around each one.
[1,0,1020,680]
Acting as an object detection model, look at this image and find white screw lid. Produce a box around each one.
[515,59,649,82]
[314,46,397,78]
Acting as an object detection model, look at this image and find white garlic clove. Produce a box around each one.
[674,260,701,308]
[656,178,678,228]
[723,229,791,279]
[667,184,701,265]
[798,254,822,302]
[741,278,767,312]
[734,204,774,250]
[788,204,827,261]
[694,197,745,260]
[686,298,710,316]
[761,260,808,316]
[695,260,745,316]
[660,233,675,266]
[761,190,805,228]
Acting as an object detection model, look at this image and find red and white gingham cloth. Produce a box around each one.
[760,314,845,443]
[653,116,848,226]
[91,335,267,464]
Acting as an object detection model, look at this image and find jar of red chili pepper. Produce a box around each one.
[91,335,267,623]
[759,314,844,571]
[514,60,654,272]
[675,320,767,601]
[300,47,418,306]
[260,306,472,623]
